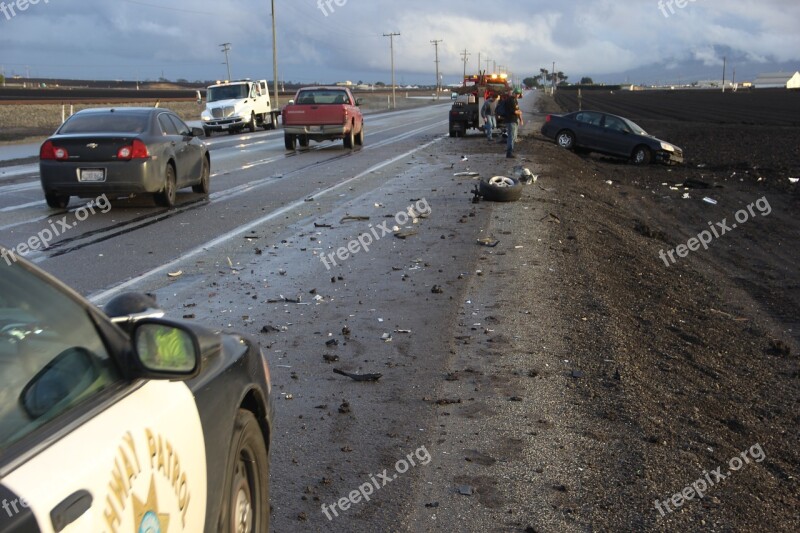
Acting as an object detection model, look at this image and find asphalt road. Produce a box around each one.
[0,101,520,531]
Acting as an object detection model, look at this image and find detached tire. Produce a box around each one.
[478,176,523,202]
[220,409,269,533]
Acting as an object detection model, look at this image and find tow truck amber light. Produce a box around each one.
[40,141,69,160]
[117,140,149,160]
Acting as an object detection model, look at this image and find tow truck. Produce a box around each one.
[448,72,512,137]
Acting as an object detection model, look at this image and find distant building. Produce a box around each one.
[753,71,800,89]
[335,81,353,87]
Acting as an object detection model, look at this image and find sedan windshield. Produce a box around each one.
[59,113,149,134]
[623,117,648,135]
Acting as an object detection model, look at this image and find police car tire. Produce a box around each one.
[221,409,269,533]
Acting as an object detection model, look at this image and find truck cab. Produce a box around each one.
[200,79,279,136]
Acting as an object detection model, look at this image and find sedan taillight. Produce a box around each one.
[40,141,69,161]
[117,140,150,160]
[545,115,552,122]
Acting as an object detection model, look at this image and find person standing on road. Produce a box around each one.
[504,89,524,158]
[481,95,498,141]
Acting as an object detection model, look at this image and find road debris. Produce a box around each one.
[340,215,370,223]
[333,368,383,382]
[477,238,500,247]
[167,270,183,278]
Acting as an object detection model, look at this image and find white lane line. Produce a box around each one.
[0,200,44,212]
[0,164,38,179]
[88,134,447,304]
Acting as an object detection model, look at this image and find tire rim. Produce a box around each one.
[558,133,572,148]
[166,169,176,204]
[635,149,646,163]
[489,176,515,188]
[231,457,254,533]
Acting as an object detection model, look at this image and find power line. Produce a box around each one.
[220,43,232,80]
[460,49,470,79]
[383,32,400,109]
[430,39,442,100]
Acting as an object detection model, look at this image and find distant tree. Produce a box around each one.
[0,74,4,86]
[522,77,538,89]
[177,78,189,84]
[580,77,594,85]
[375,81,386,87]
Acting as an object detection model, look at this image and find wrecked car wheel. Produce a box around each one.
[556,130,575,150]
[478,175,523,202]
[632,145,653,165]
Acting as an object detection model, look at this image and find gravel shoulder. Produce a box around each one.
[399,92,798,532]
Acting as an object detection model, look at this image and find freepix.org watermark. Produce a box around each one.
[659,196,771,267]
[658,0,699,18]
[320,198,431,270]
[655,443,765,517]
[321,445,432,521]
[1,0,49,22]
[1,194,111,266]
[317,0,347,17]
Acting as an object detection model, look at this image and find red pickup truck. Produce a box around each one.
[281,87,365,150]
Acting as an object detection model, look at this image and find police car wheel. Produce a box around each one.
[224,409,269,533]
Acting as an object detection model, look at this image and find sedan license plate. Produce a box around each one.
[78,168,106,182]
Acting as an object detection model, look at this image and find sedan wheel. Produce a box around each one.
[224,410,269,533]
[45,193,70,209]
[156,164,177,207]
[556,130,575,150]
[192,156,210,195]
[632,146,653,165]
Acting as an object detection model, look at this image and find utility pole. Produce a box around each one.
[552,61,556,94]
[220,43,232,80]
[383,32,400,109]
[721,56,727,93]
[431,39,442,100]
[484,57,491,73]
[460,49,470,80]
[493,60,497,73]
[271,0,279,107]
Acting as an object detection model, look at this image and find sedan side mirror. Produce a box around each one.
[355,98,363,106]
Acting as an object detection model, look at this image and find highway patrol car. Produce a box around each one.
[0,252,272,532]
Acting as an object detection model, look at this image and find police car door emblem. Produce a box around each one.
[133,475,170,533]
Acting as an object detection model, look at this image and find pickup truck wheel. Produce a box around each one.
[355,125,364,146]
[343,127,355,149]
[248,113,257,133]
[284,133,296,150]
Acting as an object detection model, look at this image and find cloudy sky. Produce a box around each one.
[1,0,799,85]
